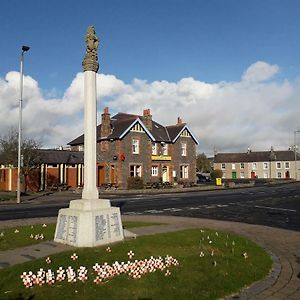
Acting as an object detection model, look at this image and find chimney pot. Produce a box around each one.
[143,108,151,116]
[177,117,182,124]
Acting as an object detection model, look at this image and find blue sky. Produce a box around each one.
[1,0,300,153]
[2,0,299,91]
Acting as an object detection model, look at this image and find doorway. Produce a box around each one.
[110,165,115,184]
[98,165,105,186]
[162,166,169,182]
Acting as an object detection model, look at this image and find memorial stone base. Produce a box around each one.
[54,199,124,247]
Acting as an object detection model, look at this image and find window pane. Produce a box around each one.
[152,143,157,155]
[132,139,139,154]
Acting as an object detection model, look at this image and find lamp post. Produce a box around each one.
[17,45,30,204]
[294,130,300,181]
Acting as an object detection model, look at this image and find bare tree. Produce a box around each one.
[0,129,41,193]
[196,153,212,173]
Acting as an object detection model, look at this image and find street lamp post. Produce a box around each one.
[294,130,300,181]
[17,45,30,204]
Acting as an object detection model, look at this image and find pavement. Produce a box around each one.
[0,215,299,300]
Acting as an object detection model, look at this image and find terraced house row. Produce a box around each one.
[214,148,300,180]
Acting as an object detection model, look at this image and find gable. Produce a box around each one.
[119,118,155,141]
[171,125,199,145]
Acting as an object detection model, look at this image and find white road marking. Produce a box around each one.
[238,204,297,213]
[161,208,183,212]
[253,205,297,212]
[144,209,164,214]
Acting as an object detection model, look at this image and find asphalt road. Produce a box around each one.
[118,183,300,231]
[1,183,299,231]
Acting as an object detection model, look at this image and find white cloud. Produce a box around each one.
[0,61,299,155]
[242,61,280,82]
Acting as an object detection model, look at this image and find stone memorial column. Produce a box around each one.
[54,26,124,247]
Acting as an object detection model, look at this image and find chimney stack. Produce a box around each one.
[143,108,152,130]
[101,107,111,137]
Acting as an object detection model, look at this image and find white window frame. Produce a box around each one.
[151,165,158,177]
[263,172,269,179]
[277,171,282,179]
[252,162,257,170]
[232,163,236,170]
[285,162,290,169]
[162,144,168,156]
[276,162,281,169]
[132,139,139,154]
[240,163,245,169]
[263,162,269,170]
[130,165,142,177]
[180,165,189,179]
[152,143,157,155]
[240,172,245,179]
[181,142,187,156]
[221,163,226,169]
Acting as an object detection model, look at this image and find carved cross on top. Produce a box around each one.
[82,25,99,72]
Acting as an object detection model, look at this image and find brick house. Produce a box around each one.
[214,149,300,180]
[69,108,199,188]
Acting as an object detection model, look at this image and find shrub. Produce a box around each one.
[127,176,144,189]
[210,169,223,180]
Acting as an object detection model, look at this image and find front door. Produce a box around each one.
[162,166,169,182]
[251,171,256,179]
[110,165,115,184]
[232,171,237,179]
[98,165,105,186]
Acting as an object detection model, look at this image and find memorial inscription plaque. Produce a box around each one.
[55,214,67,241]
[95,214,107,241]
[68,215,78,244]
[110,212,122,237]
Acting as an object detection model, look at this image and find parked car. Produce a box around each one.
[196,174,211,183]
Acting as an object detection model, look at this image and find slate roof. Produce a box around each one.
[38,149,83,164]
[68,112,198,145]
[214,150,300,163]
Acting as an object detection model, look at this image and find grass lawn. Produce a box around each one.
[0,192,16,202]
[0,221,163,251]
[0,228,272,300]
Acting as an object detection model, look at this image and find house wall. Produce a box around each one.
[96,130,197,188]
[214,160,299,180]
[97,131,154,188]
[172,136,197,183]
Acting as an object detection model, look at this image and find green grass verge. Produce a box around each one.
[0,221,163,251]
[0,229,272,300]
[0,192,16,202]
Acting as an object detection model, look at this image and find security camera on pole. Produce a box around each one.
[54,26,124,247]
